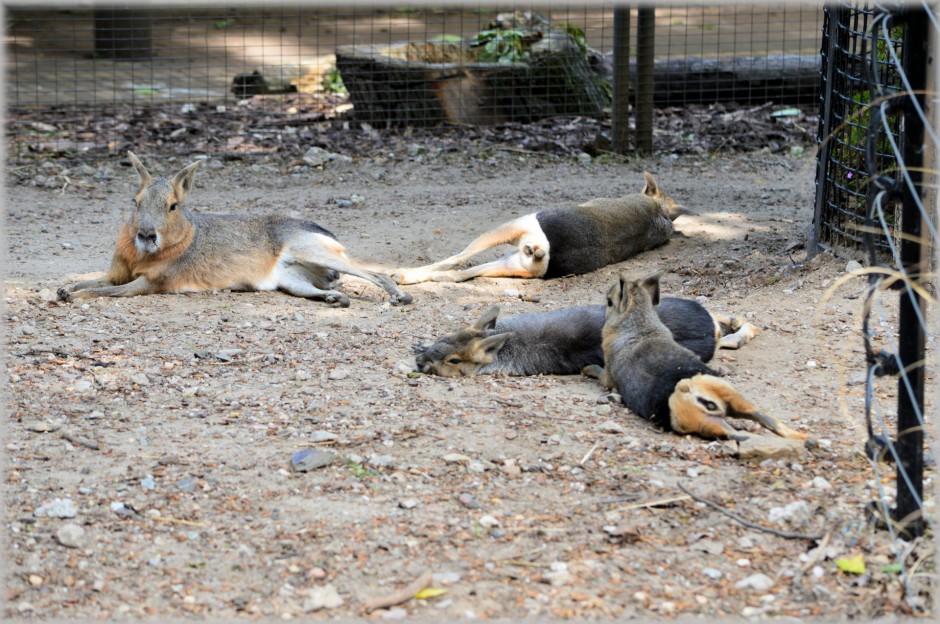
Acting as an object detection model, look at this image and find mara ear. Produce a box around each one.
[471,306,501,332]
[170,160,202,203]
[474,332,511,360]
[675,379,692,394]
[641,171,660,197]
[127,151,153,190]
[640,272,663,306]
[664,202,695,222]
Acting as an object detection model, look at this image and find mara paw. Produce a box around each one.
[390,292,414,306]
[325,292,351,308]
[57,287,73,302]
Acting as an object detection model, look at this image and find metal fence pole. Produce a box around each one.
[635,6,655,155]
[893,6,929,540]
[612,6,631,154]
[809,5,842,257]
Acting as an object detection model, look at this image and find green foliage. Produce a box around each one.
[562,23,588,55]
[470,28,531,63]
[431,34,464,43]
[322,66,347,95]
[212,19,230,30]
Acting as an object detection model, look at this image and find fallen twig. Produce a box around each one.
[61,431,100,450]
[362,570,433,613]
[579,442,598,466]
[793,531,832,587]
[615,495,691,511]
[151,516,206,527]
[678,482,824,540]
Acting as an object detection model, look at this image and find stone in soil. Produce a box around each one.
[734,573,774,591]
[55,523,86,548]
[737,435,806,461]
[302,584,344,612]
[34,498,77,518]
[291,449,335,472]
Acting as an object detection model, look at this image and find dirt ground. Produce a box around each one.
[3,141,935,621]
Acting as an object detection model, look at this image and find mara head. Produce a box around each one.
[127,151,201,255]
[641,171,692,222]
[413,306,511,377]
[605,272,662,323]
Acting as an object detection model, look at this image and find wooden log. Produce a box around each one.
[630,54,821,105]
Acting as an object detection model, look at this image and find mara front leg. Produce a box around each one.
[58,276,158,301]
[392,214,543,285]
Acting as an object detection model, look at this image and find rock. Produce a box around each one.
[176,478,198,492]
[702,567,723,579]
[73,380,93,392]
[55,523,86,548]
[577,152,593,164]
[546,562,572,586]
[458,493,480,509]
[768,501,812,526]
[503,288,521,298]
[846,260,864,273]
[38,288,58,302]
[737,436,806,461]
[734,573,774,591]
[811,476,833,490]
[140,475,155,490]
[26,421,60,433]
[291,449,335,472]
[309,431,338,443]
[368,454,396,468]
[478,514,500,528]
[398,498,419,509]
[381,608,408,620]
[34,498,77,518]
[18,324,36,336]
[433,571,463,585]
[302,584,344,612]
[109,501,136,517]
[599,420,624,434]
[443,453,471,464]
[303,146,351,167]
[131,373,150,386]
[28,575,43,587]
[328,369,349,381]
[467,461,489,474]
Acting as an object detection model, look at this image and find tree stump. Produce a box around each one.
[336,40,610,127]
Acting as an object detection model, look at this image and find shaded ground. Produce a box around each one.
[2,111,935,621]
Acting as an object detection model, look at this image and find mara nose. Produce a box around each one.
[136,229,157,245]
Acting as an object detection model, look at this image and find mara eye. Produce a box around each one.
[447,357,462,365]
[607,297,613,307]
[697,398,719,411]
[169,203,178,211]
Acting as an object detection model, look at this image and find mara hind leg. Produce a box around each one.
[392,214,546,284]
[277,265,351,307]
[414,248,548,282]
[713,314,760,350]
[288,234,413,305]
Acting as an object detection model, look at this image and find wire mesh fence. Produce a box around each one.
[5,4,822,142]
[813,1,937,599]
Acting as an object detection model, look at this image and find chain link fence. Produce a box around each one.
[6,5,821,135]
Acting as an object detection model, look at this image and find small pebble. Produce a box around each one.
[328,369,349,381]
[458,493,480,509]
[398,498,419,509]
[34,498,77,518]
[478,514,500,528]
[55,523,86,548]
[291,449,335,472]
[599,420,624,434]
[734,573,774,591]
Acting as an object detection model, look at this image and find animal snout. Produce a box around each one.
[136,229,158,246]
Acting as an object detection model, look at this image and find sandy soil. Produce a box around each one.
[3,147,934,620]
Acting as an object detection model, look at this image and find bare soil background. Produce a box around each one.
[3,129,935,621]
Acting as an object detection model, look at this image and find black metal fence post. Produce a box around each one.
[892,5,929,540]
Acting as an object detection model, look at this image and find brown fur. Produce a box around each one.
[58,151,412,307]
[392,172,690,284]
[593,272,805,441]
